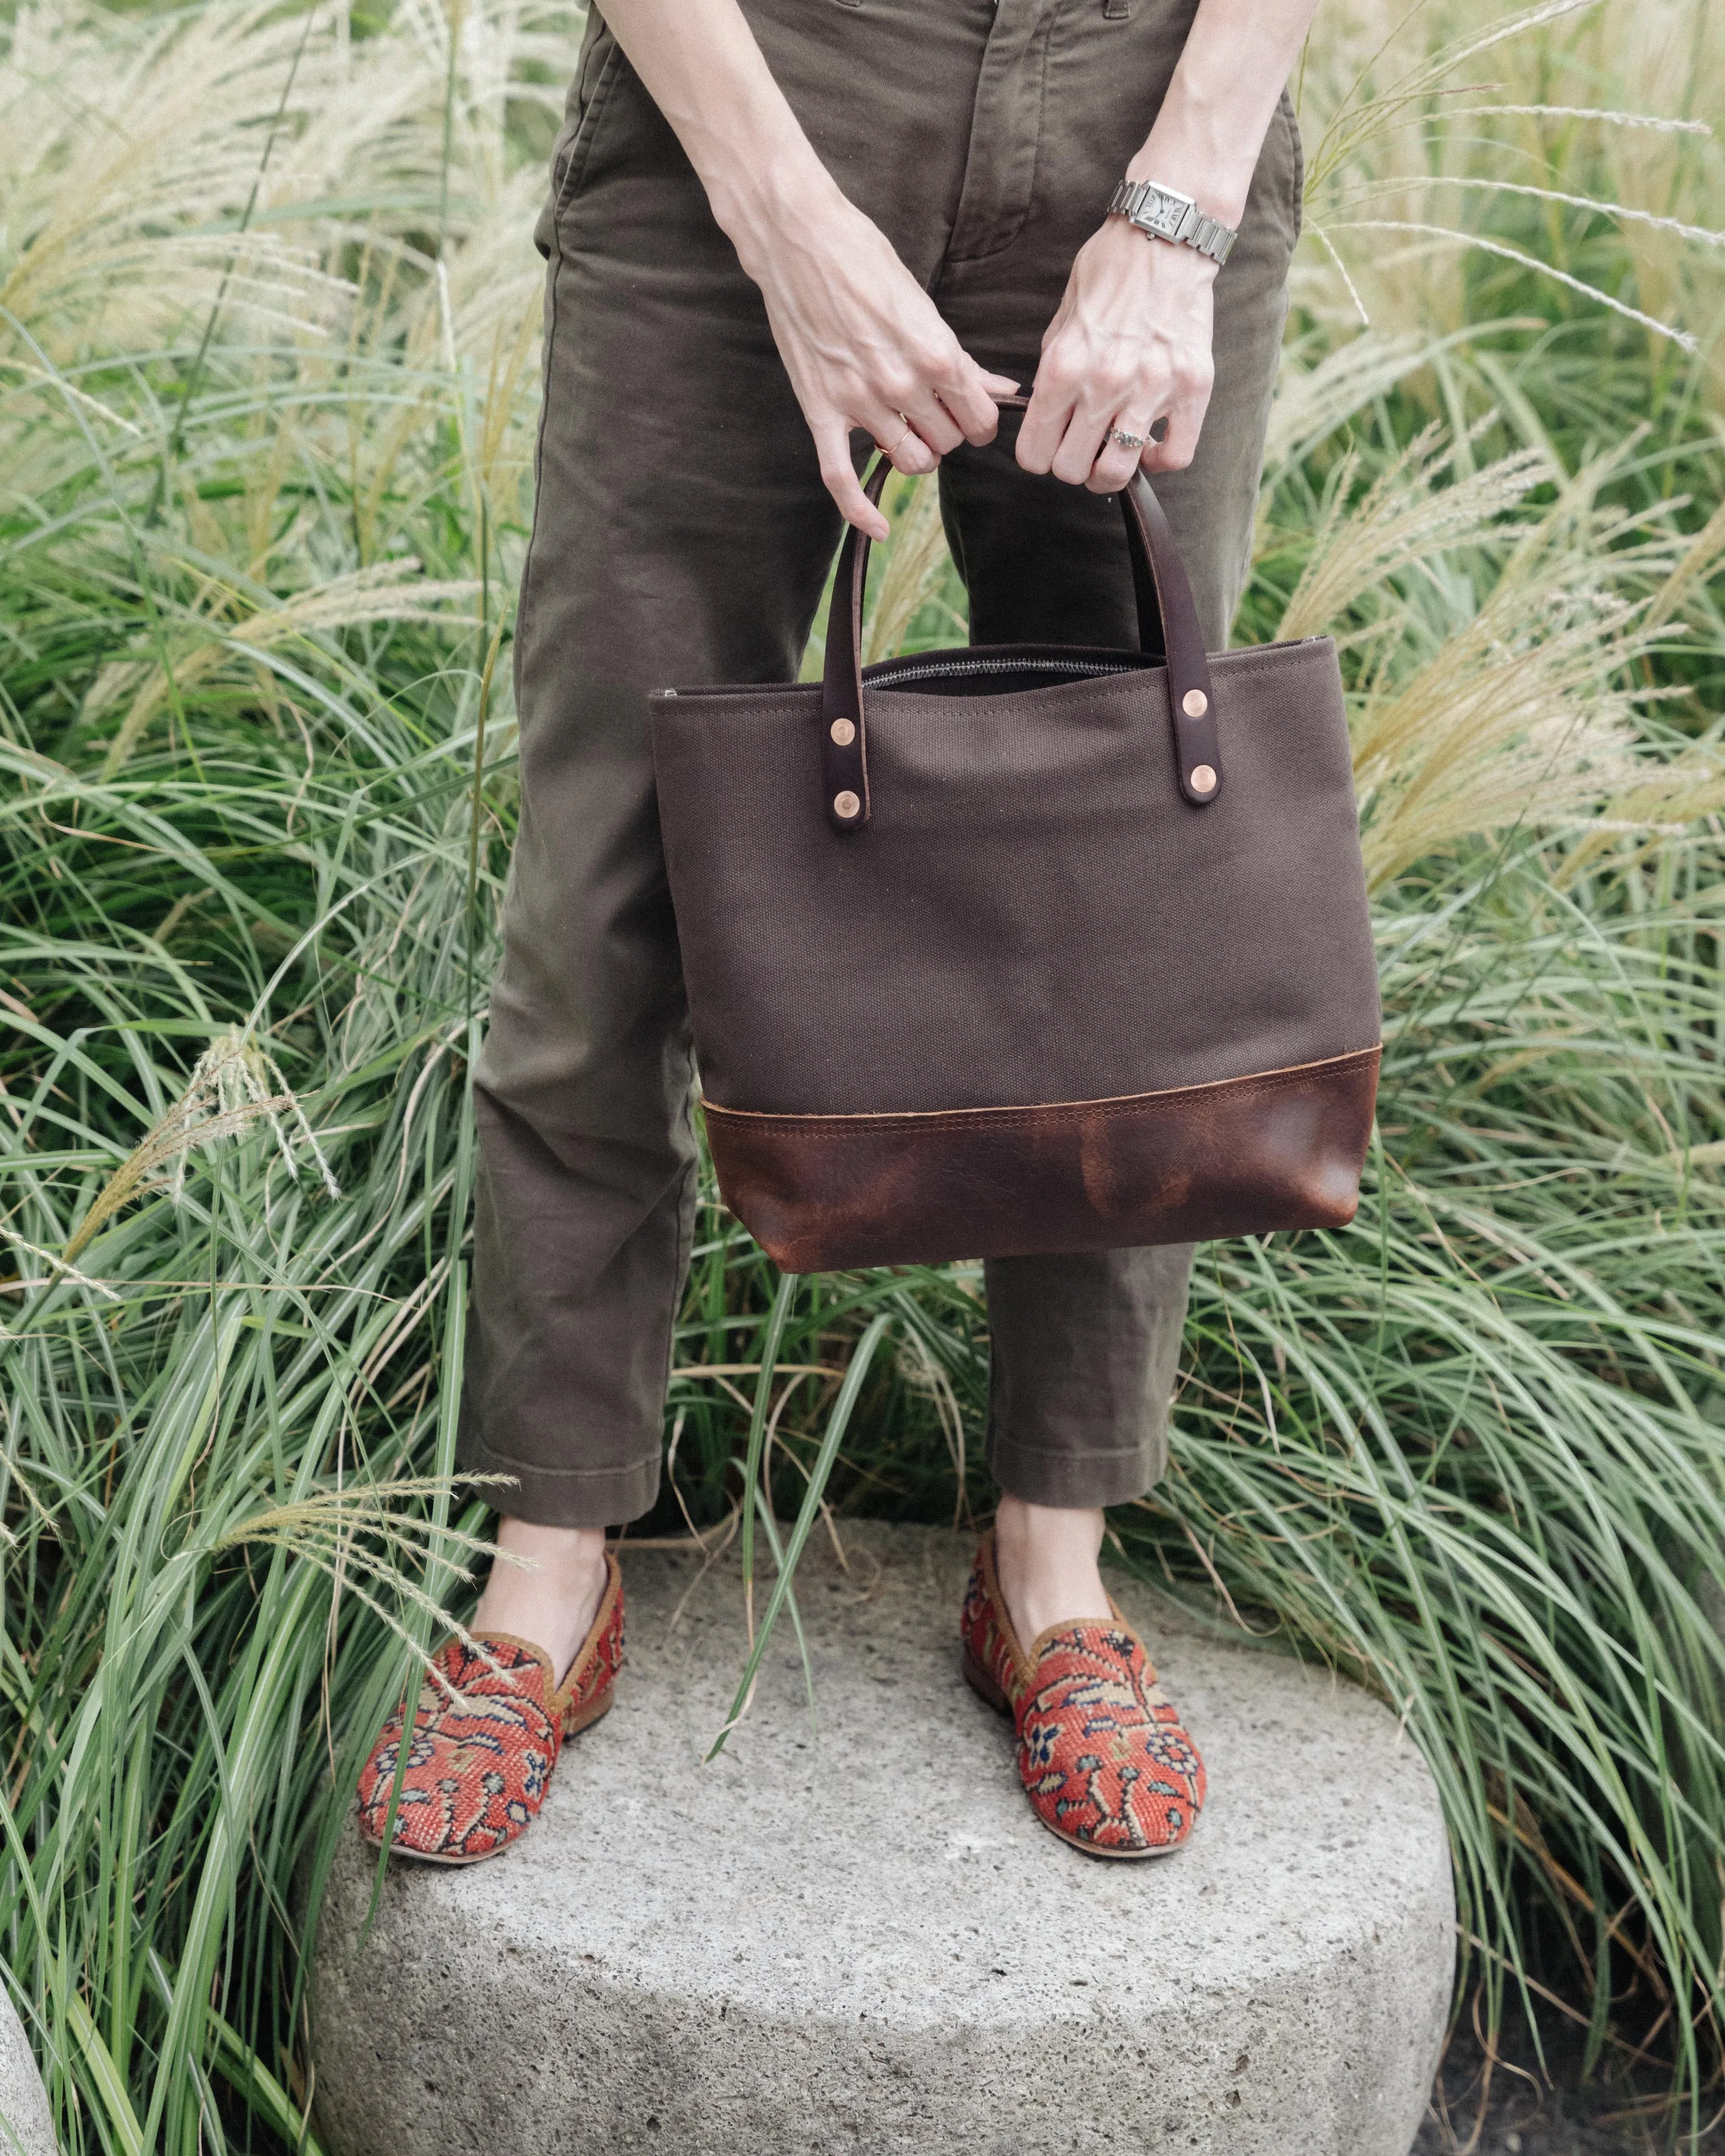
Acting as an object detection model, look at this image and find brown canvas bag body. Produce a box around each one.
[648,449,1380,1273]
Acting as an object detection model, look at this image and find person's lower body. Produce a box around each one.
[360,0,1301,1864]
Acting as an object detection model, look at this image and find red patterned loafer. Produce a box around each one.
[960,1529,1204,1859]
[356,1551,624,1865]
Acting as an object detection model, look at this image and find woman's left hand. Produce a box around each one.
[1016,216,1217,494]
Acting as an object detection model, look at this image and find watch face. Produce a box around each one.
[1135,185,1192,238]
[1139,190,1184,235]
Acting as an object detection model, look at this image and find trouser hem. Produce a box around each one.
[989,1440,1166,1512]
[457,1440,662,1531]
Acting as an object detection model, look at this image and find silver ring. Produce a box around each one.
[1109,426,1147,451]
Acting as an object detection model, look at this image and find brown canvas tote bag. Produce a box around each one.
[648,449,1380,1274]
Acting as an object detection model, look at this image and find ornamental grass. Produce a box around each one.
[1,0,1722,2147]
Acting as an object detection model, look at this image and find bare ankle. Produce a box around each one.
[473,1519,610,1686]
[993,1496,1111,1644]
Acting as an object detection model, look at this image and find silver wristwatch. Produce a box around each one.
[1107,177,1238,265]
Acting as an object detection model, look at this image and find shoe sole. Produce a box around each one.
[961,1647,1188,1864]
[359,1686,616,1868]
[961,1646,1013,1716]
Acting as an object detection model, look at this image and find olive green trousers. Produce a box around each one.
[458,0,1302,1527]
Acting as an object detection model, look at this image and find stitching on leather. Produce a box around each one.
[703,1045,1382,1136]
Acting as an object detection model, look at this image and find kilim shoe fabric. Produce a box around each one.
[959,1529,1203,1859]
[356,1550,624,1865]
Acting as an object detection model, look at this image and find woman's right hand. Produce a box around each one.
[727,184,1018,540]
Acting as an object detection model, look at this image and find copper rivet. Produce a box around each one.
[1191,764,1217,793]
[833,790,861,819]
[1182,688,1209,718]
[830,717,856,747]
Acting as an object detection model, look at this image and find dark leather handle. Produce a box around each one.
[819,394,1222,831]
[1117,463,1224,809]
[819,454,894,832]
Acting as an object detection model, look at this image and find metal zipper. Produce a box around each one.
[869,656,1142,687]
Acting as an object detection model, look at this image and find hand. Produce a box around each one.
[731,182,1018,540]
[1017,217,1217,496]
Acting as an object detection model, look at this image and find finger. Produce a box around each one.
[901,392,966,458]
[1142,397,1205,475]
[934,354,1019,444]
[867,407,939,477]
[1049,401,1114,487]
[816,421,891,541]
[1015,376,1075,474]
[1086,416,1152,496]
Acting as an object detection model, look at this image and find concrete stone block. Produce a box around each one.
[0,1985,55,2156]
[312,1521,1454,2155]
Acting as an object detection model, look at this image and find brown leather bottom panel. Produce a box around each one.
[703,1048,1382,1273]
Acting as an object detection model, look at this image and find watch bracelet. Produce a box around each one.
[1106,177,1238,266]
